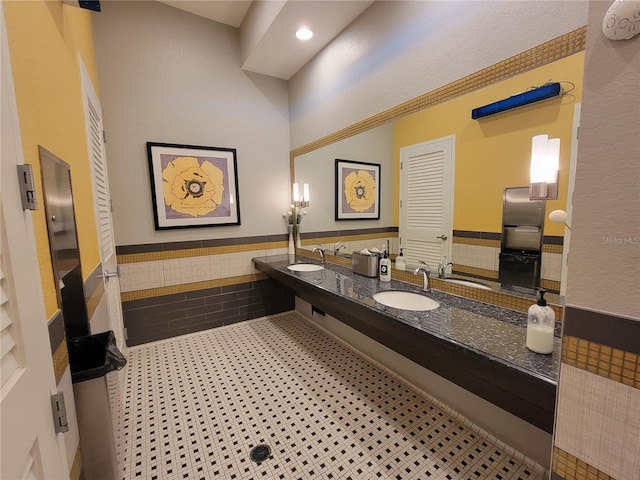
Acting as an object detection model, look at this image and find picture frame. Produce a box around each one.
[335,159,381,220]
[147,142,241,230]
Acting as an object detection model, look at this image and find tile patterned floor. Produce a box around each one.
[119,311,547,480]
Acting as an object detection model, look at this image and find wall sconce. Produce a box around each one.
[530,134,560,200]
[602,0,640,40]
[549,209,571,230]
[293,183,309,207]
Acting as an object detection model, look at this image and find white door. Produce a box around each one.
[79,62,126,354]
[399,135,455,270]
[1,6,68,478]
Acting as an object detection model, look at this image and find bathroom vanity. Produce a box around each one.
[253,254,560,434]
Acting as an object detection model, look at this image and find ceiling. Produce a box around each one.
[156,0,373,80]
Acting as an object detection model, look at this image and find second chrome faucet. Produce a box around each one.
[414,260,432,292]
[313,244,325,264]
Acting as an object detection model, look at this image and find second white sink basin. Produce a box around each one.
[287,263,324,272]
[443,278,492,290]
[373,291,440,311]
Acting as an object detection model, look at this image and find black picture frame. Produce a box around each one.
[335,159,381,220]
[147,142,241,230]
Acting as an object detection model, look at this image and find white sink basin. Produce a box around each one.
[373,291,439,311]
[287,263,324,272]
[443,278,492,290]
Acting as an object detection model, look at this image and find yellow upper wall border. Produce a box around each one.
[290,26,587,160]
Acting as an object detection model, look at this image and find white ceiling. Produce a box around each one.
[156,0,373,80]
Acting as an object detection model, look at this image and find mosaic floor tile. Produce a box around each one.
[119,311,547,480]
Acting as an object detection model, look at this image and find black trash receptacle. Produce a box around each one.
[68,330,126,480]
[68,330,126,382]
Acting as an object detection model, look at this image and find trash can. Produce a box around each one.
[68,331,126,480]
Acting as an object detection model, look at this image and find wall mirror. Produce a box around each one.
[292,45,585,308]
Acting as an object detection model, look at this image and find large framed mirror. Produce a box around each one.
[291,33,585,310]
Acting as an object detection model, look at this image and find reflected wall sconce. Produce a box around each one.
[293,183,309,207]
[530,134,560,200]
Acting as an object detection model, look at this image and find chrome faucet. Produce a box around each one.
[333,241,346,256]
[313,244,325,264]
[414,260,432,292]
[437,256,454,279]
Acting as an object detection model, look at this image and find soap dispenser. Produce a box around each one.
[526,289,555,354]
[395,248,406,271]
[379,250,391,282]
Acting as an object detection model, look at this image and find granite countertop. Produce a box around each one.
[253,254,560,386]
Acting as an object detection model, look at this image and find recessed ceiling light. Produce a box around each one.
[295,28,313,40]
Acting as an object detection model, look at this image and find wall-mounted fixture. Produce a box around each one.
[471,82,563,120]
[293,182,310,207]
[62,0,101,12]
[549,209,571,229]
[530,134,560,200]
[602,0,640,40]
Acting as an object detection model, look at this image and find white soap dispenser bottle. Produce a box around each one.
[379,250,391,282]
[395,248,406,271]
[526,289,555,354]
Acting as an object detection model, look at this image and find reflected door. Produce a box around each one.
[399,135,454,270]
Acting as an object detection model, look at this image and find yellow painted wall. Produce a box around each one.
[4,1,101,318]
[394,52,584,237]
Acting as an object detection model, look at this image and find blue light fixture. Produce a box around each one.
[472,83,562,120]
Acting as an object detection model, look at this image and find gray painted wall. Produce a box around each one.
[566,1,640,318]
[93,1,291,246]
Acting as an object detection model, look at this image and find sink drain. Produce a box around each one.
[249,444,271,464]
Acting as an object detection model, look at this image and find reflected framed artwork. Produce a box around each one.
[147,142,241,230]
[335,159,380,220]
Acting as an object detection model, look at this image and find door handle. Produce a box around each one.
[436,235,448,240]
[96,266,120,282]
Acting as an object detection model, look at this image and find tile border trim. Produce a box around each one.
[564,306,640,355]
[47,309,65,355]
[552,446,612,480]
[116,234,288,255]
[70,447,82,480]
[561,335,639,389]
[120,272,268,302]
[52,341,68,385]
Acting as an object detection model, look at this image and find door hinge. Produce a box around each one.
[51,392,69,434]
[102,129,107,143]
[16,164,38,211]
[110,199,114,212]
[124,328,128,340]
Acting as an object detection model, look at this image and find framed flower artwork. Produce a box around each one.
[147,142,241,229]
[335,159,380,220]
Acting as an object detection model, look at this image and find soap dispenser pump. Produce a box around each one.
[526,289,555,354]
[379,250,391,282]
[395,248,406,271]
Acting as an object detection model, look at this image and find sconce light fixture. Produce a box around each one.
[530,134,560,200]
[293,183,310,207]
[602,0,640,40]
[549,209,571,230]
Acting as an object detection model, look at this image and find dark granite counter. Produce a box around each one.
[253,254,560,433]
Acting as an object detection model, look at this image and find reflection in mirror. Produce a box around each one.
[293,48,585,308]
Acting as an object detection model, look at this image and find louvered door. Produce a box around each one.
[399,136,454,270]
[1,6,67,476]
[80,62,126,355]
